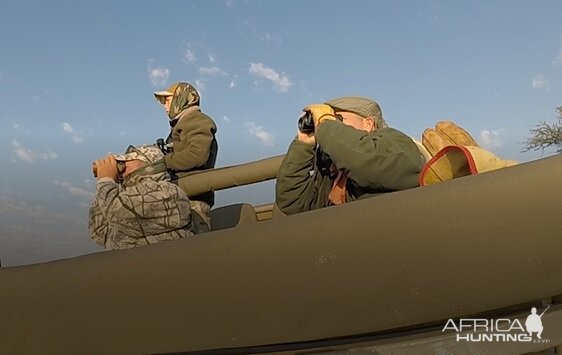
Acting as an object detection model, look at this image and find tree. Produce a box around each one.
[522,106,562,153]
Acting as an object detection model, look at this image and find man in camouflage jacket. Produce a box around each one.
[276,97,424,215]
[89,145,193,250]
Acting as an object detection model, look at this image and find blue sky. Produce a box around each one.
[1,0,561,266]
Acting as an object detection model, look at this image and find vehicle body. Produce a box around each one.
[1,153,561,354]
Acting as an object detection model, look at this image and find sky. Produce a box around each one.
[0,0,561,267]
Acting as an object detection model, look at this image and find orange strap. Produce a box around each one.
[418,146,477,186]
[328,170,348,205]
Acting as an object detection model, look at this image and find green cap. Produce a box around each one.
[325,96,388,128]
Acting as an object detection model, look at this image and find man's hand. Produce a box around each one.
[303,104,336,127]
[296,130,316,145]
[94,155,119,181]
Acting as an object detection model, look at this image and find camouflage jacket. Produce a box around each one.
[89,160,193,250]
[276,121,425,215]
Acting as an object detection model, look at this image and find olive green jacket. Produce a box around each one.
[164,106,218,206]
[276,121,424,215]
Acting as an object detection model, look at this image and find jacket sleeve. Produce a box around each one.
[275,138,323,215]
[91,179,191,240]
[164,115,216,172]
[316,121,423,191]
[88,196,113,248]
[88,179,122,247]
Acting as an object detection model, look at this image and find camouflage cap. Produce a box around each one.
[325,96,388,128]
[114,145,164,164]
[154,83,180,104]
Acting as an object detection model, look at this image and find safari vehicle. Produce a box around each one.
[1,153,561,354]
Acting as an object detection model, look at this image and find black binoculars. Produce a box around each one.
[92,160,126,178]
[298,112,315,134]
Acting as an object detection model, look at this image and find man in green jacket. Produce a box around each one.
[276,96,424,215]
[154,82,218,233]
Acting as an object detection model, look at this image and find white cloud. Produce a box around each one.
[0,195,84,226]
[12,123,30,134]
[44,151,58,160]
[209,53,216,64]
[53,180,95,199]
[223,116,231,123]
[195,79,207,92]
[245,122,274,146]
[62,122,84,143]
[199,66,226,76]
[62,122,73,133]
[11,139,58,163]
[229,75,238,89]
[148,66,170,86]
[249,62,292,93]
[554,49,562,66]
[532,74,549,90]
[553,36,562,66]
[184,49,197,63]
[479,130,502,149]
[259,32,282,43]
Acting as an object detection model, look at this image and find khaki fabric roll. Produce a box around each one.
[435,121,479,147]
[422,128,455,156]
[422,121,479,157]
[420,145,518,186]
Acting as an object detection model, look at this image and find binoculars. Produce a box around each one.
[92,160,126,178]
[297,112,315,134]
[298,111,343,134]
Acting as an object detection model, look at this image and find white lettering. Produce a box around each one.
[481,334,493,341]
[473,319,488,332]
[494,318,511,332]
[448,316,548,343]
[459,318,474,332]
[510,319,526,332]
[443,319,459,332]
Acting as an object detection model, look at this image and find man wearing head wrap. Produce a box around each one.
[153,82,218,233]
[89,145,194,249]
[276,96,424,215]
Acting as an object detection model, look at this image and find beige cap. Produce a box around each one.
[114,145,164,164]
[154,83,180,104]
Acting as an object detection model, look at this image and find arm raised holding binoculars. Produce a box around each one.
[93,155,119,181]
[89,145,194,250]
[296,104,338,145]
[276,97,423,215]
[304,104,337,126]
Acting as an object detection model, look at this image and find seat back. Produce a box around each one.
[210,203,257,231]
